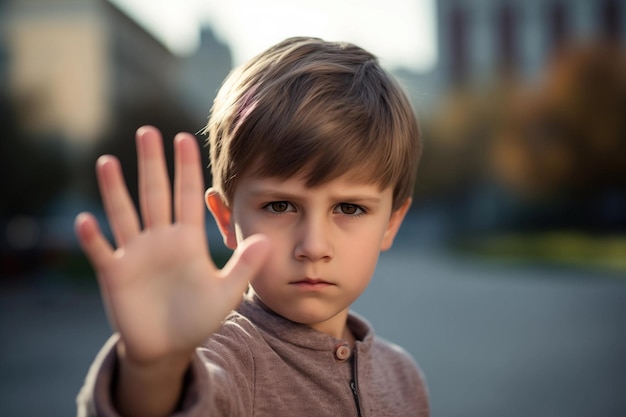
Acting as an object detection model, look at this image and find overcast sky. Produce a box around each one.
[109,0,437,72]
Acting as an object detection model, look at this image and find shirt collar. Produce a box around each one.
[236,288,374,352]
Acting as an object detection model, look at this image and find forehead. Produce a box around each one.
[235,167,391,199]
[246,155,389,189]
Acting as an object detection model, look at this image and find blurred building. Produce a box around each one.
[0,0,233,264]
[2,0,231,151]
[394,0,625,120]
[435,0,625,87]
[181,28,232,127]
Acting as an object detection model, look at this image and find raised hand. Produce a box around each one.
[75,126,270,366]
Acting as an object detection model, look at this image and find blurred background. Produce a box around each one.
[0,0,625,416]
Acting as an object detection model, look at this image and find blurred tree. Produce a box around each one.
[493,41,626,197]
[414,40,626,234]
[490,41,626,231]
[415,80,512,200]
[416,89,487,197]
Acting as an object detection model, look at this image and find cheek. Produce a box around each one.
[233,216,291,267]
[234,215,282,241]
[336,227,385,267]
[345,220,389,251]
[346,240,381,271]
[231,209,267,242]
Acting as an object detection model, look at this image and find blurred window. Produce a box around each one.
[497,2,518,73]
[450,2,469,84]
[548,1,569,50]
[601,0,622,40]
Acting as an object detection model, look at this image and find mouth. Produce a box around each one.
[290,278,334,289]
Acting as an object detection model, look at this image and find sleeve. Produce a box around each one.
[76,334,120,417]
[76,327,256,417]
[390,344,430,417]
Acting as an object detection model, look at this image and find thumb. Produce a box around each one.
[74,212,114,273]
[220,234,271,294]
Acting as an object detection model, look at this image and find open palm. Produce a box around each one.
[75,126,269,365]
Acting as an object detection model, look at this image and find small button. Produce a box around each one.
[334,343,351,361]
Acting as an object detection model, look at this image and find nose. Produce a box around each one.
[294,215,333,262]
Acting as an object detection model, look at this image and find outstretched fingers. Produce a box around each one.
[74,212,119,331]
[74,212,115,272]
[174,133,205,226]
[96,155,141,247]
[137,126,172,228]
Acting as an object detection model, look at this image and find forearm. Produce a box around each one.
[114,343,194,417]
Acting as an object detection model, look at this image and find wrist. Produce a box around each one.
[114,341,194,417]
[116,340,193,379]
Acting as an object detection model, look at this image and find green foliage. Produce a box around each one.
[455,232,626,274]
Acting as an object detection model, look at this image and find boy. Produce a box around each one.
[76,37,429,417]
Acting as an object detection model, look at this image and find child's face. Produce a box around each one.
[207,171,410,339]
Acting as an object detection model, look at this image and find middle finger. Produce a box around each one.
[136,126,172,228]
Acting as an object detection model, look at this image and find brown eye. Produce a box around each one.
[336,203,363,215]
[271,202,289,212]
[265,201,293,213]
[341,204,357,214]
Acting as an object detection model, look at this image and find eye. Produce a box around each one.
[263,201,295,214]
[334,203,364,216]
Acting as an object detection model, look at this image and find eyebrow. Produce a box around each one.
[329,194,383,205]
[247,188,384,205]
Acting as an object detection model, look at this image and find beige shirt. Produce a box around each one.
[77,292,429,416]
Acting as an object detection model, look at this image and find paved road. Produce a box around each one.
[1,246,625,417]
[356,247,626,417]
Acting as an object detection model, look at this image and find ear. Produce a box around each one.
[205,188,238,250]
[380,198,411,252]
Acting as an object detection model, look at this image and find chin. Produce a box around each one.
[282,302,347,327]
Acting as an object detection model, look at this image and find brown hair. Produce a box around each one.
[204,37,421,211]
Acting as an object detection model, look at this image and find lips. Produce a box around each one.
[290,278,334,288]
